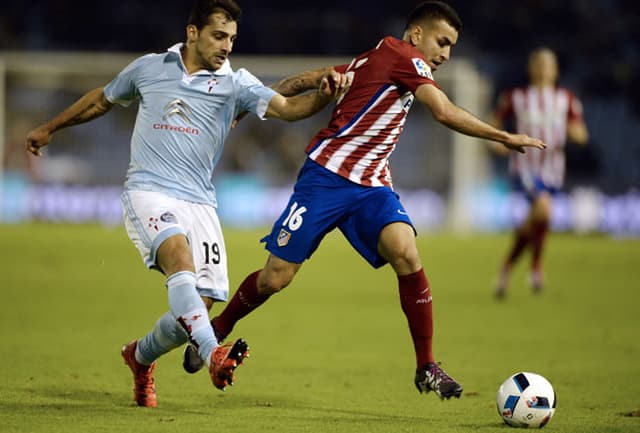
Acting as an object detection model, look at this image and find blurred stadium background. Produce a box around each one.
[1,0,639,235]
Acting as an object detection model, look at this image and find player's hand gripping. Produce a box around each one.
[25,125,52,157]
[319,69,352,100]
[501,133,547,154]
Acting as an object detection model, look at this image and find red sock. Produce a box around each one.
[530,220,549,271]
[213,270,270,338]
[504,227,530,268]
[398,269,435,369]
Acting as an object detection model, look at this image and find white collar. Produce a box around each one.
[167,43,233,76]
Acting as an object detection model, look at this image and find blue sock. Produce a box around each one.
[167,271,217,366]
[136,311,188,365]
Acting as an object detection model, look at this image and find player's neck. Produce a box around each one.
[529,78,556,89]
[180,45,212,75]
[530,80,555,89]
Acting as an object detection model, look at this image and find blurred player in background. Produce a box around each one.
[492,47,589,298]
[183,1,546,400]
[25,0,349,407]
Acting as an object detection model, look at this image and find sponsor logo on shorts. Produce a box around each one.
[277,229,291,247]
[160,211,177,223]
[397,209,409,216]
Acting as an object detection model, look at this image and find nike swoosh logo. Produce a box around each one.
[397,209,409,215]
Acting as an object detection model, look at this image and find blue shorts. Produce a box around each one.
[262,159,414,268]
[512,176,557,202]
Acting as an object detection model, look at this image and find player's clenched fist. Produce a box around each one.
[319,68,352,99]
[25,126,52,157]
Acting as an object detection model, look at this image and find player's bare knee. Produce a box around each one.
[388,245,421,274]
[201,297,214,310]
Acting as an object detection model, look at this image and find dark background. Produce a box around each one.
[2,0,639,192]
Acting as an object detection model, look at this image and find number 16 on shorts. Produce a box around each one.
[278,202,307,247]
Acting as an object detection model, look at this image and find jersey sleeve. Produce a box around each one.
[494,90,514,121]
[390,54,440,93]
[234,68,277,119]
[334,64,349,74]
[103,54,152,107]
[567,91,584,122]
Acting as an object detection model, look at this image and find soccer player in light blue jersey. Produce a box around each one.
[25,0,350,407]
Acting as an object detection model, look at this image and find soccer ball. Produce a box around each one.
[496,372,556,428]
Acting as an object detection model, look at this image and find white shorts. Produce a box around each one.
[121,190,229,301]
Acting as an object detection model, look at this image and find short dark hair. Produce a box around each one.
[405,1,462,32]
[188,0,242,30]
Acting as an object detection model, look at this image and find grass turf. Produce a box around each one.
[0,223,638,432]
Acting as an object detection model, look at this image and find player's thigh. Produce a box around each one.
[121,190,190,270]
[188,203,230,302]
[156,233,195,275]
[339,188,417,269]
[378,222,419,262]
[531,192,553,220]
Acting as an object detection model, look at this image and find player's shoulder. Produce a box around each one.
[134,51,167,65]
[120,52,166,75]
[375,37,434,79]
[508,86,528,95]
[232,67,263,86]
[555,86,578,98]
[378,36,423,59]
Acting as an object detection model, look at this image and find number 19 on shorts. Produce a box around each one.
[202,241,220,264]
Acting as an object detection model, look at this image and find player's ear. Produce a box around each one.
[186,24,199,43]
[409,25,422,46]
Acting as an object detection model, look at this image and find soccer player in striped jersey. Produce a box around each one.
[492,47,589,298]
[25,0,350,407]
[183,1,547,400]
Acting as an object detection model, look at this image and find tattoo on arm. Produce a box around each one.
[271,68,329,96]
[58,91,112,129]
[65,104,98,127]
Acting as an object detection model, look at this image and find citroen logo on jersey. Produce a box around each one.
[162,99,193,123]
[154,99,200,135]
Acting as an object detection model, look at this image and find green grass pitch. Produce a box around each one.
[1,223,639,432]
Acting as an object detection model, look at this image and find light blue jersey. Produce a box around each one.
[104,43,277,206]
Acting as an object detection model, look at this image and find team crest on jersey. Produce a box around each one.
[412,58,433,79]
[277,228,291,247]
[160,211,177,223]
[207,78,219,93]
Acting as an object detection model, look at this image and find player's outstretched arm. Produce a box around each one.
[270,67,335,97]
[264,69,351,121]
[415,83,546,153]
[26,87,113,156]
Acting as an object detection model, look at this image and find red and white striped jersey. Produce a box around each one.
[306,36,439,187]
[495,85,584,188]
